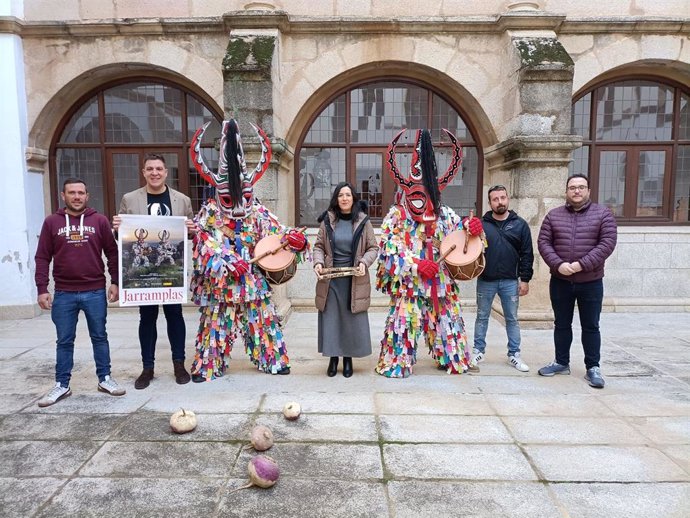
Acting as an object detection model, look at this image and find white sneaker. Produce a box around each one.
[471,349,485,365]
[38,383,72,407]
[97,375,126,396]
[508,354,530,372]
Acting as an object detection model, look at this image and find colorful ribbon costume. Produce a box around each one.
[376,128,479,378]
[189,119,309,380]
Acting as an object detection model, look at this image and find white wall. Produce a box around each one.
[0,0,43,316]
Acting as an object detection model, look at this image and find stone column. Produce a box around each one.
[0,11,44,319]
[485,29,581,328]
[222,22,294,316]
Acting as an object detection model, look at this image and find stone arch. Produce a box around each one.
[28,63,222,152]
[569,59,690,224]
[283,60,497,152]
[573,58,690,98]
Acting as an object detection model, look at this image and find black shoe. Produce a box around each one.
[277,366,291,375]
[173,361,191,385]
[191,373,206,383]
[342,357,353,378]
[134,368,154,390]
[327,357,338,377]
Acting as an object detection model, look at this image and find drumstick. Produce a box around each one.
[463,210,475,254]
[249,242,288,264]
[437,244,457,264]
[249,227,307,264]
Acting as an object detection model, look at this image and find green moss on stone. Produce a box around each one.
[514,38,574,67]
[224,38,252,69]
[223,36,275,71]
[251,37,275,68]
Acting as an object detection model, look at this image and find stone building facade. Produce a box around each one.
[1,0,688,320]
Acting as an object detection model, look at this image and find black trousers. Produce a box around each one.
[549,277,603,369]
[138,304,186,369]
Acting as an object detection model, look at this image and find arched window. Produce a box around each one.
[570,77,690,223]
[51,79,223,218]
[296,80,482,225]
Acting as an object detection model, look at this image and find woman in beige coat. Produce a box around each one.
[313,182,378,377]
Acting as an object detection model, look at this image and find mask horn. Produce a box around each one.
[386,129,414,189]
[437,128,463,191]
[190,122,214,185]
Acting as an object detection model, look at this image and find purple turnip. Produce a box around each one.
[230,455,280,492]
[249,425,274,451]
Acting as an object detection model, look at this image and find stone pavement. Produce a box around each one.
[0,307,689,517]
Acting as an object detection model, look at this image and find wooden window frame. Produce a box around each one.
[50,77,222,220]
[593,145,672,221]
[295,77,483,227]
[574,76,690,225]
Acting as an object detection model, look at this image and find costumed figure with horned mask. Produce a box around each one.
[155,229,176,266]
[132,228,151,268]
[375,129,484,378]
[189,119,310,381]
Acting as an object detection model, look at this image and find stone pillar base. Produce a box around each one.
[0,304,42,320]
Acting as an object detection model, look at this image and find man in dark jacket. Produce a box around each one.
[35,178,125,407]
[537,174,617,388]
[471,185,534,372]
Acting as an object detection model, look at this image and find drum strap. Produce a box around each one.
[424,222,440,314]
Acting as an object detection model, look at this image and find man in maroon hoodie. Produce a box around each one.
[35,178,126,407]
[537,174,617,388]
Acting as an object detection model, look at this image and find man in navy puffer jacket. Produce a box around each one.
[537,174,617,388]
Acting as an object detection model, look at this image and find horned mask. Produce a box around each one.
[386,128,462,223]
[190,118,272,219]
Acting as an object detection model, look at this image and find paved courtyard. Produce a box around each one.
[0,307,688,517]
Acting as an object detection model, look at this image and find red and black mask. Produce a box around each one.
[190,119,272,219]
[386,128,462,223]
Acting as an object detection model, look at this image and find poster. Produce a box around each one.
[118,215,188,306]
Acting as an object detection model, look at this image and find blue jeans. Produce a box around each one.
[52,289,112,386]
[474,278,521,356]
[138,304,186,369]
[549,277,603,369]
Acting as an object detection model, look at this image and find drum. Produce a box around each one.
[252,234,297,285]
[439,229,485,281]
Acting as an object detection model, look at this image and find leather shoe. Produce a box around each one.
[134,368,154,390]
[327,357,338,377]
[173,361,191,385]
[342,357,353,378]
[191,373,206,383]
[277,366,291,375]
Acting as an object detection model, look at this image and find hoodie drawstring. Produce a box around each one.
[64,213,85,239]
